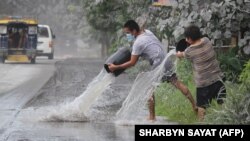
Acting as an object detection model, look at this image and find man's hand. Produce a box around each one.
[176,51,184,58]
[108,64,119,72]
[107,55,139,73]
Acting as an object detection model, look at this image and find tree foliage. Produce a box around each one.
[152,0,250,47]
[81,0,250,55]
[0,0,86,37]
[1,0,250,56]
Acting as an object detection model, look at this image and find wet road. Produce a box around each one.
[0,58,55,140]
[0,57,134,141]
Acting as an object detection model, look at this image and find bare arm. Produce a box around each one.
[176,51,185,58]
[108,55,139,72]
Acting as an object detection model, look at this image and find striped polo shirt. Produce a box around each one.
[184,37,223,88]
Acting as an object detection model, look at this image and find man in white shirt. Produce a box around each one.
[108,20,196,121]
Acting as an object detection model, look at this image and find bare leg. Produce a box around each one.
[171,79,197,113]
[148,94,155,121]
[197,107,205,121]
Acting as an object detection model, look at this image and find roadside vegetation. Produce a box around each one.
[155,49,250,124]
[204,59,250,124]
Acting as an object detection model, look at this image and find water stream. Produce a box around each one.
[116,49,176,125]
[39,50,176,124]
[41,70,115,121]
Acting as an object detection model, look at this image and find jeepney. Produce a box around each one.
[0,16,38,64]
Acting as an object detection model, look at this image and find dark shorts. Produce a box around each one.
[161,56,176,83]
[197,81,226,108]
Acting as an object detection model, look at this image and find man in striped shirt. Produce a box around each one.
[176,25,226,121]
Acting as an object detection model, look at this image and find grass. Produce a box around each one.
[155,59,198,124]
[155,79,198,124]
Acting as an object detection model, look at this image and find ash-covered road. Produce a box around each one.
[0,57,134,141]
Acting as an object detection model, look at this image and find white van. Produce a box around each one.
[37,25,55,59]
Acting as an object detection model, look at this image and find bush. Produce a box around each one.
[204,82,250,124]
[217,48,243,82]
[239,60,250,90]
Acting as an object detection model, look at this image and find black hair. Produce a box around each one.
[123,20,140,32]
[176,39,190,52]
[184,25,202,41]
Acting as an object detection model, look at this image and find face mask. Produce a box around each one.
[126,33,135,42]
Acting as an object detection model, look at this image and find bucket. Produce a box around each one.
[176,39,189,52]
[104,47,131,77]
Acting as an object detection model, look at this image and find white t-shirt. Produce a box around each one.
[132,30,166,68]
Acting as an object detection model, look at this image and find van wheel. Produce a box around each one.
[48,53,54,60]
[31,58,36,64]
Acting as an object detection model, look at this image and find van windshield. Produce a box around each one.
[38,27,49,37]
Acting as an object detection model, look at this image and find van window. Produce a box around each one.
[38,27,49,37]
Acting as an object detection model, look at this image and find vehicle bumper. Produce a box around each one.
[37,49,53,56]
[7,55,29,62]
[37,45,53,53]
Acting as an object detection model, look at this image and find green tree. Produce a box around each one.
[81,0,153,56]
[81,0,128,57]
[0,0,86,37]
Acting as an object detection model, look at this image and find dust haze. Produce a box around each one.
[0,0,102,58]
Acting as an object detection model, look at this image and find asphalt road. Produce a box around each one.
[0,57,134,141]
[0,58,56,140]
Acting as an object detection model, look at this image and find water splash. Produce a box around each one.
[115,49,177,124]
[41,69,115,122]
[38,49,176,123]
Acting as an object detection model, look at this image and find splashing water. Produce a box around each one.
[38,49,176,123]
[41,69,115,122]
[115,49,177,125]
